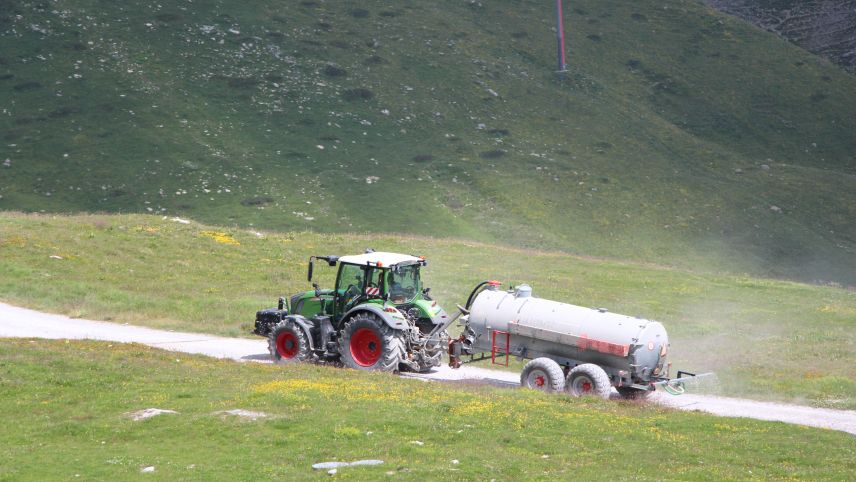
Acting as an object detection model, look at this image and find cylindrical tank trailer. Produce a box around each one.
[449,281,678,399]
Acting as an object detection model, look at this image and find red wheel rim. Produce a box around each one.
[276,331,298,359]
[571,375,595,395]
[535,375,545,387]
[350,327,382,367]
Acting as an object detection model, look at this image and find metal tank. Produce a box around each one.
[451,283,670,393]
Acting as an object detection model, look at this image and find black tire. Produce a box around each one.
[565,363,612,399]
[617,387,653,400]
[520,357,565,393]
[338,312,405,372]
[268,319,311,364]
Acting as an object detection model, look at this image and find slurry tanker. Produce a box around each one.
[448,281,706,398]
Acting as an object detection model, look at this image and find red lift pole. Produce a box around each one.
[555,0,568,72]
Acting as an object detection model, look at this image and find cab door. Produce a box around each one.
[333,263,367,322]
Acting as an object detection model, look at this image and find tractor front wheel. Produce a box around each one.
[268,320,311,364]
[339,312,405,372]
[565,363,612,399]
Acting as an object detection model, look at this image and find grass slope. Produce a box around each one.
[0,0,855,284]
[2,339,855,480]
[2,212,855,409]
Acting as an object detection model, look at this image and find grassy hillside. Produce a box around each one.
[2,212,855,409]
[2,339,854,480]
[1,0,855,285]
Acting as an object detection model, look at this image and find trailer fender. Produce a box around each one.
[343,304,408,331]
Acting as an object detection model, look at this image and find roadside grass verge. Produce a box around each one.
[1,339,854,480]
[1,212,855,408]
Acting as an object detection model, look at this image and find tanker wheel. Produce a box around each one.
[338,312,405,372]
[565,363,612,399]
[268,320,311,364]
[520,357,565,393]
[617,387,653,400]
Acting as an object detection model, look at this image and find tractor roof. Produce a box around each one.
[338,251,424,267]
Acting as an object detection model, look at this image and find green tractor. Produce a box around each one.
[253,251,451,372]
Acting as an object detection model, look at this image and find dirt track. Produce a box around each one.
[2,301,854,436]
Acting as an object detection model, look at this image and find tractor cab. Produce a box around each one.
[306,251,429,326]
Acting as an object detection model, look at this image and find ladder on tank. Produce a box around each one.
[491,330,510,366]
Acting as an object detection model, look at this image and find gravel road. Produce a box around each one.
[2,301,854,436]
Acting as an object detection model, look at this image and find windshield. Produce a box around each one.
[387,264,420,304]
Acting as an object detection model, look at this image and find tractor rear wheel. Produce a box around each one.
[268,320,311,364]
[565,363,612,399]
[520,357,565,393]
[339,312,405,372]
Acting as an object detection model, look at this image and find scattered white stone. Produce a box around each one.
[328,469,337,475]
[365,431,373,436]
[228,28,240,35]
[312,462,349,470]
[380,109,390,115]
[410,440,424,446]
[49,255,63,260]
[541,454,550,459]
[487,88,498,97]
[217,409,267,420]
[760,164,770,171]
[451,459,459,465]
[2,159,10,167]
[313,460,384,471]
[200,25,216,34]
[170,217,190,224]
[365,176,380,184]
[770,205,782,213]
[127,408,178,421]
[316,144,325,150]
[476,123,486,130]
[140,466,155,473]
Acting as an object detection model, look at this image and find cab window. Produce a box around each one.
[388,264,420,304]
[336,263,366,314]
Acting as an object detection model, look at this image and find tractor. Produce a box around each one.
[253,251,450,372]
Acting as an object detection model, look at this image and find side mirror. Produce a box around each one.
[307,257,315,282]
[312,283,321,298]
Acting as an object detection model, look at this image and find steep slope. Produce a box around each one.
[1,0,855,284]
[706,0,856,72]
